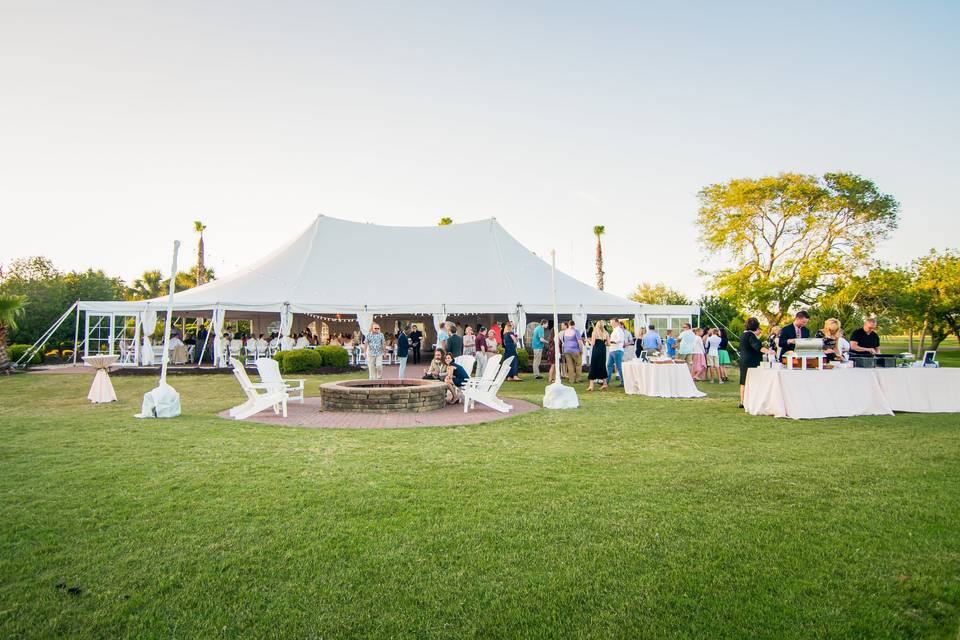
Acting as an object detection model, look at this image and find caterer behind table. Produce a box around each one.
[777,310,811,354]
[849,317,881,358]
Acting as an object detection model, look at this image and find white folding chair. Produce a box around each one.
[245,342,258,365]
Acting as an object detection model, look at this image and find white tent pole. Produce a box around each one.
[72,303,80,365]
[159,241,181,387]
[551,250,561,375]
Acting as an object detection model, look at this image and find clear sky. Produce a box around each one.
[1,1,957,299]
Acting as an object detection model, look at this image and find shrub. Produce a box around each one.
[45,350,61,360]
[498,345,530,371]
[316,345,349,368]
[62,350,74,360]
[275,349,323,374]
[6,344,43,365]
[515,347,530,371]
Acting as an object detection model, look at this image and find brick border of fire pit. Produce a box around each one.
[319,379,447,413]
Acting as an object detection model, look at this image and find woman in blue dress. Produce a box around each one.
[502,321,522,381]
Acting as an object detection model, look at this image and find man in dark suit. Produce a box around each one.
[778,310,811,353]
[396,325,410,378]
[408,326,422,364]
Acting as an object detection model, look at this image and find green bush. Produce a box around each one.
[515,348,530,371]
[316,345,349,367]
[498,346,530,371]
[7,344,43,365]
[274,349,323,374]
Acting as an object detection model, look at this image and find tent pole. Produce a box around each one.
[159,241,180,387]
[72,302,81,365]
[551,251,561,376]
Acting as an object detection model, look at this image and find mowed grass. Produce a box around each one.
[1,367,959,639]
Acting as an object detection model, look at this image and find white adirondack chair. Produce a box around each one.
[255,357,305,404]
[454,354,476,376]
[467,354,500,387]
[462,355,514,414]
[228,358,289,420]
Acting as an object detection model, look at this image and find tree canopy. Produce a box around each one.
[629,282,690,305]
[697,172,899,325]
[0,257,126,345]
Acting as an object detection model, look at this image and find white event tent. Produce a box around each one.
[74,216,699,365]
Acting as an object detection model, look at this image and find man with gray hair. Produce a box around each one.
[849,317,881,357]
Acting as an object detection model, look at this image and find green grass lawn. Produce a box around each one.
[1,368,959,639]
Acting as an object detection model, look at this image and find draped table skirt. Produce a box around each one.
[622,361,706,398]
[83,355,119,404]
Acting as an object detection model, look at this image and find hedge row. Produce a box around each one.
[6,344,43,365]
[272,346,350,374]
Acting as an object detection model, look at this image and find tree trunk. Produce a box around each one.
[0,326,10,372]
[594,236,604,291]
[907,326,914,353]
[197,235,206,286]
[916,320,928,359]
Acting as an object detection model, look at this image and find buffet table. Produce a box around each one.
[622,361,706,398]
[82,355,119,404]
[744,368,893,419]
[874,368,960,413]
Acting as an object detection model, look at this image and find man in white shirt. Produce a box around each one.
[295,333,310,349]
[606,318,626,386]
[677,323,697,366]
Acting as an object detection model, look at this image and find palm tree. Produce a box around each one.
[593,225,606,290]
[194,220,207,285]
[0,295,27,372]
[438,217,453,226]
[128,270,164,300]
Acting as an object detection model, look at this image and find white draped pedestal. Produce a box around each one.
[874,368,960,413]
[83,355,119,404]
[744,368,893,419]
[622,361,706,398]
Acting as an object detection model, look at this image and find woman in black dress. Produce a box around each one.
[738,317,771,408]
[587,322,609,391]
[502,321,521,381]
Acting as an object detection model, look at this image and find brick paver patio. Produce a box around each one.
[218,395,538,429]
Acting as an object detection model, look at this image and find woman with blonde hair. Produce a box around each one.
[816,317,844,362]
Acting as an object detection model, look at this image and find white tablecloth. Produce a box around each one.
[874,368,960,413]
[744,368,893,419]
[83,355,118,404]
[622,361,706,398]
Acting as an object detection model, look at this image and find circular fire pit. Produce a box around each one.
[319,379,447,413]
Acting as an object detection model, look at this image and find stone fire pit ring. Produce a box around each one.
[320,379,447,413]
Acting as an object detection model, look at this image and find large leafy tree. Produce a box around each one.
[697,172,899,325]
[0,257,126,345]
[0,295,28,371]
[909,250,960,352]
[629,282,690,305]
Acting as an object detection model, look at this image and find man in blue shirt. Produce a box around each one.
[531,319,548,379]
[664,329,677,358]
[639,324,662,357]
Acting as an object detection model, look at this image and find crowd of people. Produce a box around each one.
[199,312,886,409]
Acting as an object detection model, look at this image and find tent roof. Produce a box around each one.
[80,216,699,317]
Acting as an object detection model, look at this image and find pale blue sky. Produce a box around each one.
[1,1,957,298]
